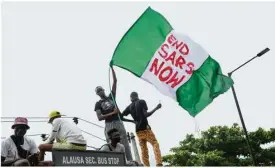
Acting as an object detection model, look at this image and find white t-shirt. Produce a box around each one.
[1,136,38,161]
[46,118,86,145]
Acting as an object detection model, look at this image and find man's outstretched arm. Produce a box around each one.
[119,112,135,124]
[120,106,136,124]
[110,66,117,97]
[144,103,162,118]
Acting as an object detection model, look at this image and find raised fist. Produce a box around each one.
[157,103,162,109]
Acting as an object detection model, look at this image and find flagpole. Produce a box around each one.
[228,47,270,166]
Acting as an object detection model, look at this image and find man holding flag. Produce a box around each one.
[94,66,133,161]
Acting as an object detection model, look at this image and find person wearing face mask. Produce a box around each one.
[121,92,163,167]
[1,117,39,166]
[94,64,133,161]
[99,129,140,166]
[38,110,87,161]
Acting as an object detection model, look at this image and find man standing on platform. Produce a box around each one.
[94,64,133,161]
[121,92,163,166]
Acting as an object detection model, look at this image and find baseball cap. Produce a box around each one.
[48,110,65,123]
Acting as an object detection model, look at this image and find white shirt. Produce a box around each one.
[1,136,38,161]
[46,118,86,145]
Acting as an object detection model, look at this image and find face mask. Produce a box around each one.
[14,126,27,137]
[110,132,121,143]
[112,137,121,143]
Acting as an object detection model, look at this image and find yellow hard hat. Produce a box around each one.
[48,110,64,123]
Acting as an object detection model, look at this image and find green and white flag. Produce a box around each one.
[111,7,233,117]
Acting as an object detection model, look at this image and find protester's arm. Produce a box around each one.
[119,112,135,124]
[110,66,117,98]
[145,103,162,118]
[142,100,162,118]
[45,119,61,144]
[95,101,119,121]
[96,109,119,121]
[120,106,135,124]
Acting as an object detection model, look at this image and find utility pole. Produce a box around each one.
[228,47,270,166]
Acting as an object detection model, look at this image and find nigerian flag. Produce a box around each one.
[111,7,233,117]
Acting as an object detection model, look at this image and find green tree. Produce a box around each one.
[163,123,275,166]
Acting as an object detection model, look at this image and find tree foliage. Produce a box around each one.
[163,123,275,166]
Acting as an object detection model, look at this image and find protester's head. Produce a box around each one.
[130,91,139,102]
[12,117,30,137]
[48,110,63,123]
[107,128,121,144]
[95,86,106,98]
